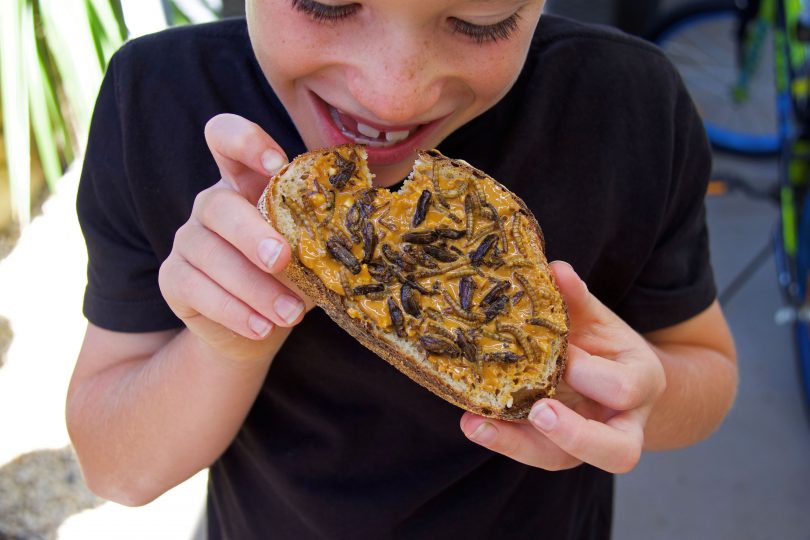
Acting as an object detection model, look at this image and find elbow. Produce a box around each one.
[66,402,163,507]
[76,457,163,507]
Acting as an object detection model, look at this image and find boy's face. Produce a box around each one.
[247,0,545,186]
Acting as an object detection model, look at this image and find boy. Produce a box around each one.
[67,1,737,538]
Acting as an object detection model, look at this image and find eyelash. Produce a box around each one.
[291,0,360,22]
[449,13,522,44]
[290,0,522,44]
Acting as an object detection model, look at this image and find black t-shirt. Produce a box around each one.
[77,16,716,540]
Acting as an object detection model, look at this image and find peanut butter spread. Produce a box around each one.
[284,148,567,396]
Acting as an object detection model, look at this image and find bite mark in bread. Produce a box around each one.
[259,145,568,420]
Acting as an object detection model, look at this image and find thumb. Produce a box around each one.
[549,260,620,329]
[204,113,289,203]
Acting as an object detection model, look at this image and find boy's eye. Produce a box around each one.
[449,13,522,44]
[291,0,360,22]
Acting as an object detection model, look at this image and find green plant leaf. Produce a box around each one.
[1,0,32,226]
[26,2,62,191]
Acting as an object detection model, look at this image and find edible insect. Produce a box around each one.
[479,329,515,344]
[382,244,416,272]
[403,244,438,269]
[326,236,361,274]
[419,335,461,357]
[441,290,486,324]
[432,201,464,224]
[435,227,466,240]
[481,352,520,363]
[401,230,438,244]
[282,196,315,238]
[427,323,456,341]
[455,328,478,363]
[353,283,385,296]
[329,152,356,189]
[345,202,363,240]
[484,294,510,322]
[485,202,508,252]
[441,180,468,199]
[511,213,528,257]
[511,290,525,306]
[527,317,567,335]
[480,280,511,307]
[412,189,432,227]
[400,283,422,318]
[514,272,543,317]
[423,245,459,263]
[387,298,406,338]
[459,276,476,311]
[367,260,395,283]
[339,269,353,297]
[496,323,537,364]
[361,221,377,263]
[470,234,499,266]
[430,162,451,209]
[464,194,476,239]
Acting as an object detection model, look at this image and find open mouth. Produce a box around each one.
[327,105,422,148]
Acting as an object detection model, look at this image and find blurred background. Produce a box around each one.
[1,0,808,539]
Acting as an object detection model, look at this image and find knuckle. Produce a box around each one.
[231,121,264,153]
[192,188,213,215]
[217,294,248,330]
[545,455,582,472]
[613,374,643,410]
[612,445,642,474]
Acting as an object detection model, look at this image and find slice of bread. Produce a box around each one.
[259,145,568,420]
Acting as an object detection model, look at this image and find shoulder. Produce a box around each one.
[114,18,250,62]
[527,15,682,102]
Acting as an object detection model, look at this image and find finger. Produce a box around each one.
[159,256,274,340]
[549,261,626,332]
[204,113,288,202]
[564,343,650,411]
[192,183,292,275]
[175,223,306,327]
[459,413,582,471]
[527,399,644,474]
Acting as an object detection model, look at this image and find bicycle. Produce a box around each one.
[647,0,810,419]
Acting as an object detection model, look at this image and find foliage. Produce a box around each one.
[0,0,220,228]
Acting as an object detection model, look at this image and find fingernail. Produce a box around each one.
[249,314,274,338]
[259,238,283,270]
[261,149,285,174]
[469,422,498,445]
[529,402,558,431]
[274,294,304,325]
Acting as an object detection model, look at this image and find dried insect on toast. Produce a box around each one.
[259,145,568,420]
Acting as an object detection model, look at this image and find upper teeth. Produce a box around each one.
[385,130,410,143]
[357,122,381,139]
[331,106,416,147]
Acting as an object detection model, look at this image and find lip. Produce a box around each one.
[309,91,449,166]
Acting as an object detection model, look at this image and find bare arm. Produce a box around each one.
[67,323,291,506]
[643,301,738,450]
[67,115,311,505]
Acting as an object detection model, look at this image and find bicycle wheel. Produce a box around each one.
[649,0,780,156]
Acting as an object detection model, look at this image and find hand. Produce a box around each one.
[459,261,667,474]
[159,114,315,362]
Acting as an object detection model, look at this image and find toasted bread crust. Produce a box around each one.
[259,146,568,420]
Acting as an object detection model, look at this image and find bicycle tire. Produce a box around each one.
[648,0,780,156]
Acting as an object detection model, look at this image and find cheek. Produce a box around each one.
[247,1,337,91]
[457,44,532,106]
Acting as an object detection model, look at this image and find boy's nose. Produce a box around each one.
[345,46,444,125]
